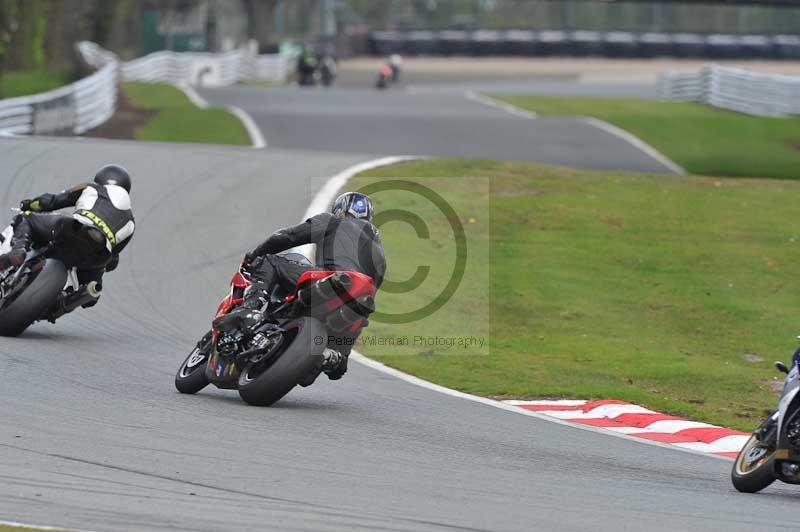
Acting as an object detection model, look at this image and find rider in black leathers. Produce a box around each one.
[0,165,134,295]
[220,192,385,380]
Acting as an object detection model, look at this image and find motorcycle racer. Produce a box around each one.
[218,192,385,381]
[0,164,135,302]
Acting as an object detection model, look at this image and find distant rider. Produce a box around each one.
[218,192,385,381]
[0,164,135,302]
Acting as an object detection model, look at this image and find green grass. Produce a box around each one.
[352,158,800,430]
[492,95,800,180]
[123,82,250,145]
[0,70,72,98]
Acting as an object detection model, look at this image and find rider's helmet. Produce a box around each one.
[331,192,374,223]
[94,164,131,193]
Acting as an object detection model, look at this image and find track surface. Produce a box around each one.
[198,85,673,173]
[1,137,800,532]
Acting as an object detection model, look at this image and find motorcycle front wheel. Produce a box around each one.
[731,433,777,493]
[175,331,212,394]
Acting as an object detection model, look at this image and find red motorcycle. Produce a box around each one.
[175,253,375,406]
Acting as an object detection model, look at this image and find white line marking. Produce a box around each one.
[224,105,267,149]
[174,82,209,108]
[642,420,715,433]
[673,435,751,453]
[304,155,731,462]
[0,519,95,532]
[462,91,684,175]
[605,426,653,434]
[540,405,655,420]
[351,352,731,461]
[464,91,538,119]
[174,82,266,149]
[302,156,422,219]
[579,116,686,175]
[505,399,587,406]
[297,155,422,259]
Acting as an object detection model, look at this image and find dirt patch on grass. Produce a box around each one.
[85,88,156,140]
[763,378,784,393]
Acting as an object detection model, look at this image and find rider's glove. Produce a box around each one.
[20,194,54,213]
[243,250,258,268]
[20,199,41,212]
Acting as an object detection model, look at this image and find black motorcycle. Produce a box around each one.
[0,214,104,336]
[732,342,800,492]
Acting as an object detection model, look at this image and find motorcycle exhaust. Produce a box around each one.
[47,281,101,322]
[297,273,352,307]
[326,295,376,332]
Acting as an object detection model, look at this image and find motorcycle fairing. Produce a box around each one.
[295,270,376,310]
[0,225,12,255]
[773,356,800,467]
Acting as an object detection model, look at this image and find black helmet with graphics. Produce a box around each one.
[94,164,131,193]
[331,192,373,222]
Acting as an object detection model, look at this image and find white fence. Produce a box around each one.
[659,65,800,117]
[0,55,117,136]
[0,41,288,136]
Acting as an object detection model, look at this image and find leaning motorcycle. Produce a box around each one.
[732,341,800,492]
[0,213,103,336]
[175,253,376,406]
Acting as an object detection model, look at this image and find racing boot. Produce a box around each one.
[1,214,33,270]
[321,348,348,380]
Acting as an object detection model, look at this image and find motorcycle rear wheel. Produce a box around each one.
[731,433,777,493]
[0,259,67,337]
[175,331,212,394]
[237,317,325,407]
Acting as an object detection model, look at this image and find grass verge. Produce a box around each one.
[0,70,72,98]
[123,82,250,145]
[351,158,800,431]
[491,95,800,180]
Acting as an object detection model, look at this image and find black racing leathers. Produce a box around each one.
[250,212,386,289]
[247,213,386,358]
[13,183,135,285]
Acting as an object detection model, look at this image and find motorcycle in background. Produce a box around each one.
[375,64,393,90]
[732,340,800,492]
[320,55,337,87]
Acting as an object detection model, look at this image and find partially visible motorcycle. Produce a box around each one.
[732,341,800,492]
[389,54,402,82]
[0,212,103,336]
[320,55,337,87]
[375,64,393,90]
[175,253,376,406]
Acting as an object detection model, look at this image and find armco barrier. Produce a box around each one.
[659,65,800,117]
[0,58,117,136]
[0,41,288,136]
[368,30,800,60]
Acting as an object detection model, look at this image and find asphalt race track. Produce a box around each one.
[1,136,800,532]
[198,85,674,173]
[5,60,800,532]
